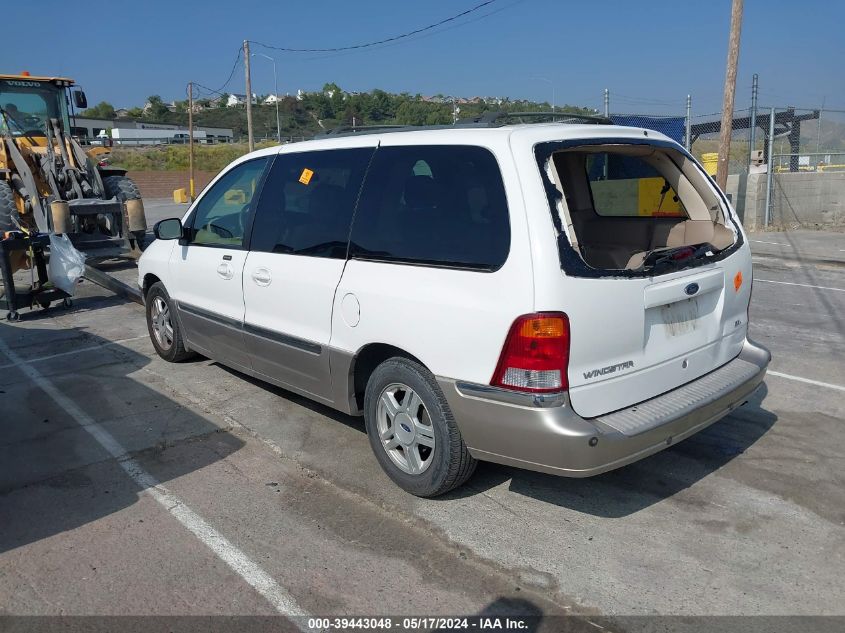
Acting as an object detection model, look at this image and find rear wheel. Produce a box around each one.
[0,180,17,233]
[364,357,476,497]
[145,282,194,362]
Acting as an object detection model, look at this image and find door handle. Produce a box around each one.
[252,267,272,287]
[216,262,234,280]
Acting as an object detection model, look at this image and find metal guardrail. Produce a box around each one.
[773,152,845,173]
[79,137,234,147]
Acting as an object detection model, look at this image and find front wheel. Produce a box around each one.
[364,357,476,497]
[145,282,194,362]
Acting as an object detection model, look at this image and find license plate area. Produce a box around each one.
[661,298,699,336]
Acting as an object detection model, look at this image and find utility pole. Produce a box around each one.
[244,39,254,151]
[187,82,195,201]
[685,95,692,150]
[603,88,609,118]
[715,0,744,191]
[749,73,758,166]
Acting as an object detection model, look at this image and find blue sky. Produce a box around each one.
[5,0,844,117]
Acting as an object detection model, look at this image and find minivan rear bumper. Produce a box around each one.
[437,339,770,477]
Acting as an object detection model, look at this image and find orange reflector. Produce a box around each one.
[734,271,743,292]
[518,316,566,338]
[21,71,31,76]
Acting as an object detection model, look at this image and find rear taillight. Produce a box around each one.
[491,312,570,393]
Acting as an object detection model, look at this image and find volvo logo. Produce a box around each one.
[400,423,412,433]
[4,80,41,88]
[684,282,700,296]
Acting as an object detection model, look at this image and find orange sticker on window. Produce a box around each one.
[734,271,743,292]
[298,168,314,185]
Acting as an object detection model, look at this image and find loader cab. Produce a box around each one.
[0,74,76,137]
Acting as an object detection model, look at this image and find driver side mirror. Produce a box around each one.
[154,218,183,240]
[73,91,88,110]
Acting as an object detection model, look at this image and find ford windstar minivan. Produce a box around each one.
[139,115,770,496]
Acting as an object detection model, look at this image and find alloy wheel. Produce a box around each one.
[150,296,174,350]
[376,383,436,475]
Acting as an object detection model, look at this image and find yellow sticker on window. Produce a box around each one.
[299,168,314,185]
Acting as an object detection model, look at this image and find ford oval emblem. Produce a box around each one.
[685,282,700,296]
[400,423,412,433]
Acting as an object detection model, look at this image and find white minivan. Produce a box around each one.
[139,116,770,497]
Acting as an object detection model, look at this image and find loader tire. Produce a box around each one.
[103,176,147,250]
[0,180,16,233]
[103,175,142,202]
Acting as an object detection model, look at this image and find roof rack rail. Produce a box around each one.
[318,123,409,136]
[467,111,612,126]
[311,110,611,139]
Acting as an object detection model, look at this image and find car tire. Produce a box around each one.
[145,282,194,362]
[364,357,477,497]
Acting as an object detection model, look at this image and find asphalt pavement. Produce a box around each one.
[0,209,843,629]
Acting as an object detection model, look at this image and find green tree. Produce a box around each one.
[394,101,430,126]
[144,95,170,120]
[370,89,392,121]
[322,82,342,96]
[80,101,116,119]
[342,102,363,126]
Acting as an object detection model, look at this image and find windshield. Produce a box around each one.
[0,79,68,136]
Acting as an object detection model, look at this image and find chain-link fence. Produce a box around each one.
[608,104,845,228]
[688,108,755,175]
[612,106,844,172]
[766,107,845,228]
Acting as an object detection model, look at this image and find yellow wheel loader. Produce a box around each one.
[0,72,147,264]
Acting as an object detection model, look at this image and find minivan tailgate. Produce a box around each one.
[566,262,750,419]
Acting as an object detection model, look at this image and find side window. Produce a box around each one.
[350,145,510,270]
[188,157,269,247]
[585,153,687,218]
[250,147,375,258]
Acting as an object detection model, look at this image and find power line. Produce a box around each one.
[187,46,243,104]
[251,1,498,53]
[192,82,227,98]
[294,0,525,63]
[195,47,243,98]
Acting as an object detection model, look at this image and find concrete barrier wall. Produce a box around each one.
[127,171,219,200]
[727,172,845,231]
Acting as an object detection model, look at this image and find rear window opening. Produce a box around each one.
[541,143,738,275]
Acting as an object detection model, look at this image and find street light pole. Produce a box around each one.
[253,52,281,144]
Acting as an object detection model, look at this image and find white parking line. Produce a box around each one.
[0,335,148,371]
[767,370,845,393]
[751,240,785,246]
[754,279,845,293]
[0,337,310,624]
